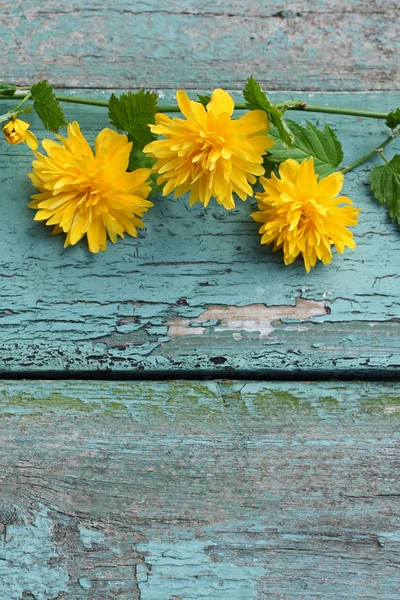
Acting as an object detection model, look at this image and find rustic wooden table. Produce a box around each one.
[0,1,399,599]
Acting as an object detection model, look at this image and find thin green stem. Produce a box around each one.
[157,101,388,119]
[0,93,109,108]
[379,152,389,164]
[13,91,32,112]
[0,91,33,124]
[341,130,400,173]
[49,94,109,107]
[0,93,391,120]
[291,103,388,120]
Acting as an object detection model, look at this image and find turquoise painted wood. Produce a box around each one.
[0,380,399,599]
[0,92,399,375]
[0,0,398,91]
[1,2,400,599]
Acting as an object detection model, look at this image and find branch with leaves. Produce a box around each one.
[0,77,399,266]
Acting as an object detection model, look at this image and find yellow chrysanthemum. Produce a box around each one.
[143,89,274,210]
[29,121,153,253]
[251,157,361,272]
[3,118,38,150]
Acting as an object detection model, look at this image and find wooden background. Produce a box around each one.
[1,0,399,91]
[0,1,399,599]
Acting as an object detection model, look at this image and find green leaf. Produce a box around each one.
[268,119,344,177]
[16,106,33,117]
[262,155,278,178]
[386,108,400,130]
[0,106,33,124]
[108,90,158,151]
[128,148,162,196]
[128,147,156,172]
[243,76,294,147]
[0,83,17,98]
[243,76,274,112]
[197,94,211,108]
[30,80,67,133]
[370,154,400,224]
[0,113,12,124]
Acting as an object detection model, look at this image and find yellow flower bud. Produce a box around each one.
[2,118,38,150]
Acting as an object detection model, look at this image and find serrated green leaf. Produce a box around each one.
[268,119,344,177]
[386,108,400,130]
[0,83,17,98]
[370,154,400,224]
[243,76,294,147]
[243,76,274,113]
[108,90,158,151]
[30,80,67,133]
[197,94,211,108]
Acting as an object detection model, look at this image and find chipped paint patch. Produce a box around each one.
[0,506,68,600]
[168,299,327,339]
[137,538,265,600]
[78,525,105,549]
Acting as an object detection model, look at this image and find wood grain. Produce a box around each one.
[0,379,399,599]
[0,0,398,90]
[0,91,399,376]
[1,4,399,600]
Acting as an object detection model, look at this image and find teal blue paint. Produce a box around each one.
[137,539,265,600]
[78,577,92,590]
[78,525,105,549]
[0,380,399,598]
[0,507,68,600]
[0,1,397,90]
[0,92,400,375]
[0,378,399,422]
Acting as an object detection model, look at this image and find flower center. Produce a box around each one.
[4,122,24,144]
[297,198,327,229]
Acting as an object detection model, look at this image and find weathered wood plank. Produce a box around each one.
[0,379,399,599]
[0,0,398,90]
[0,91,399,375]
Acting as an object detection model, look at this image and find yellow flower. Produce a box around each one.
[251,157,361,272]
[29,121,153,253]
[3,118,38,150]
[143,89,274,210]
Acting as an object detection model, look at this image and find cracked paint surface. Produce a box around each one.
[0,92,399,375]
[0,506,68,600]
[167,298,328,338]
[137,539,265,599]
[0,380,399,599]
[0,1,398,90]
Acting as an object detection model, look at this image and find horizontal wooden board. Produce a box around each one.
[0,0,398,90]
[0,92,399,376]
[0,379,399,599]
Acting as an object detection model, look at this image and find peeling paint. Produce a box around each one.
[0,506,68,600]
[0,381,399,598]
[1,92,400,374]
[137,539,265,600]
[78,525,105,549]
[1,2,398,90]
[168,299,327,338]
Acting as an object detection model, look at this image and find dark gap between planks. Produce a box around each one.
[0,369,399,382]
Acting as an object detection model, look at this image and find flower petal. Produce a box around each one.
[251,157,360,271]
[208,89,235,116]
[24,130,39,151]
[316,170,344,199]
[29,122,152,252]
[176,90,192,117]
